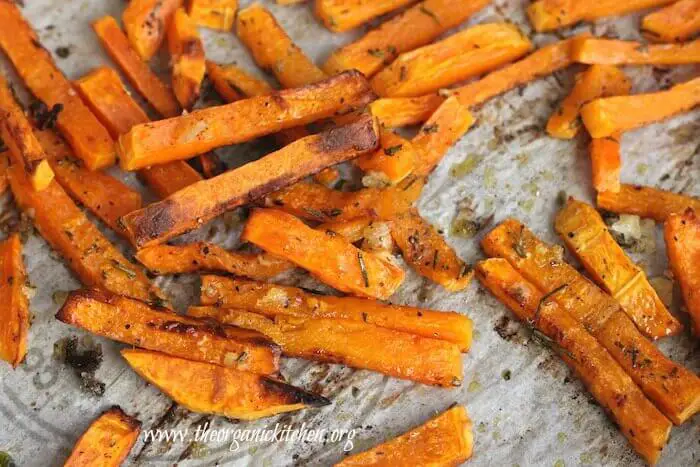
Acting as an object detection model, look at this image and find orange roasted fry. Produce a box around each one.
[590,133,622,193]
[369,94,446,129]
[206,60,273,102]
[572,37,700,65]
[354,131,416,185]
[315,0,415,32]
[188,0,238,30]
[0,234,29,368]
[665,209,700,336]
[598,184,700,222]
[642,0,700,43]
[317,217,374,243]
[123,0,182,61]
[168,7,206,110]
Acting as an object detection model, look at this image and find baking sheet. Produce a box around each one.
[0,0,698,465]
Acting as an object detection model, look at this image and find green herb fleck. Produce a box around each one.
[383,144,403,156]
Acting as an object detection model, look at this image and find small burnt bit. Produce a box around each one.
[494,315,519,342]
[29,100,63,130]
[261,378,331,407]
[54,336,105,397]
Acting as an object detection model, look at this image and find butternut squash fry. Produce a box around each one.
[322,0,491,78]
[369,94,445,129]
[242,209,405,299]
[7,164,162,302]
[57,289,280,374]
[482,219,700,425]
[371,23,532,98]
[0,2,115,171]
[315,0,415,33]
[0,234,29,368]
[581,76,700,138]
[555,199,681,338]
[590,133,622,193]
[390,209,472,292]
[475,259,671,465]
[572,37,700,65]
[206,60,273,102]
[527,0,675,32]
[122,349,328,420]
[189,307,463,387]
[121,114,380,248]
[168,8,206,110]
[642,0,700,43]
[336,405,472,466]
[123,0,182,61]
[188,0,238,30]
[117,70,374,170]
[236,4,327,89]
[92,16,182,118]
[547,65,631,139]
[64,407,140,467]
[200,275,472,351]
[354,131,416,185]
[598,184,700,222]
[665,209,700,336]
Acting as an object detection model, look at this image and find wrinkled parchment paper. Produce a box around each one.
[0,1,698,465]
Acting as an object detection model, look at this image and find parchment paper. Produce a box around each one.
[0,1,698,466]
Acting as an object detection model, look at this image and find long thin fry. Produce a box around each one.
[572,37,700,65]
[315,0,415,32]
[597,184,700,222]
[123,0,182,61]
[665,209,700,335]
[0,234,29,368]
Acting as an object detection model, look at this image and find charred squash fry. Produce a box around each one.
[369,94,445,129]
[555,199,681,339]
[354,132,416,186]
[665,209,700,336]
[336,405,473,466]
[57,289,280,374]
[572,37,700,65]
[391,209,473,291]
[642,0,700,43]
[0,2,115,171]
[371,23,532,98]
[590,133,622,193]
[168,8,206,111]
[242,209,405,300]
[475,259,671,465]
[323,0,491,78]
[547,65,631,139]
[93,16,182,118]
[121,114,380,248]
[315,0,415,32]
[236,4,327,89]
[188,0,238,30]
[0,234,29,368]
[123,349,328,420]
[123,0,182,61]
[189,307,463,387]
[598,184,700,222]
[581,76,700,138]
[200,275,473,351]
[482,219,700,425]
[64,407,140,467]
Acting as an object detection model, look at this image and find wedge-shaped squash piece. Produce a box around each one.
[642,0,700,43]
[555,199,681,339]
[168,8,205,110]
[369,94,446,129]
[598,184,700,222]
[391,209,473,292]
[190,307,463,387]
[482,219,700,425]
[57,289,280,374]
[590,133,622,193]
[117,70,374,170]
[242,209,405,300]
[475,259,671,465]
[200,275,473,351]
[547,65,631,139]
[121,114,380,248]
[93,16,182,118]
[64,407,140,467]
[323,0,490,78]
[581,76,700,138]
[123,0,182,61]
[122,349,328,420]
[665,209,700,336]
[0,2,115,170]
[188,0,238,30]
[354,132,416,186]
[572,37,700,65]
[0,234,29,368]
[0,75,54,191]
[236,4,327,89]
[315,0,414,32]
[527,0,675,32]
[136,242,294,280]
[371,23,532,98]
[336,405,472,466]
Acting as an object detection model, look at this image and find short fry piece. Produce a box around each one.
[475,259,671,465]
[598,184,700,222]
[369,94,445,129]
[188,0,238,30]
[391,209,473,292]
[371,23,532,98]
[642,0,700,43]
[336,406,472,466]
[665,209,700,335]
[236,4,327,89]
[200,275,473,351]
[590,133,622,193]
[555,199,681,338]
[0,234,29,368]
[315,0,414,32]
[323,0,491,78]
[547,65,631,139]
[572,37,700,65]
[581,76,700,138]
[122,349,328,420]
[168,8,206,110]
[64,407,140,467]
[123,0,182,61]
[189,307,463,387]
[354,132,416,185]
